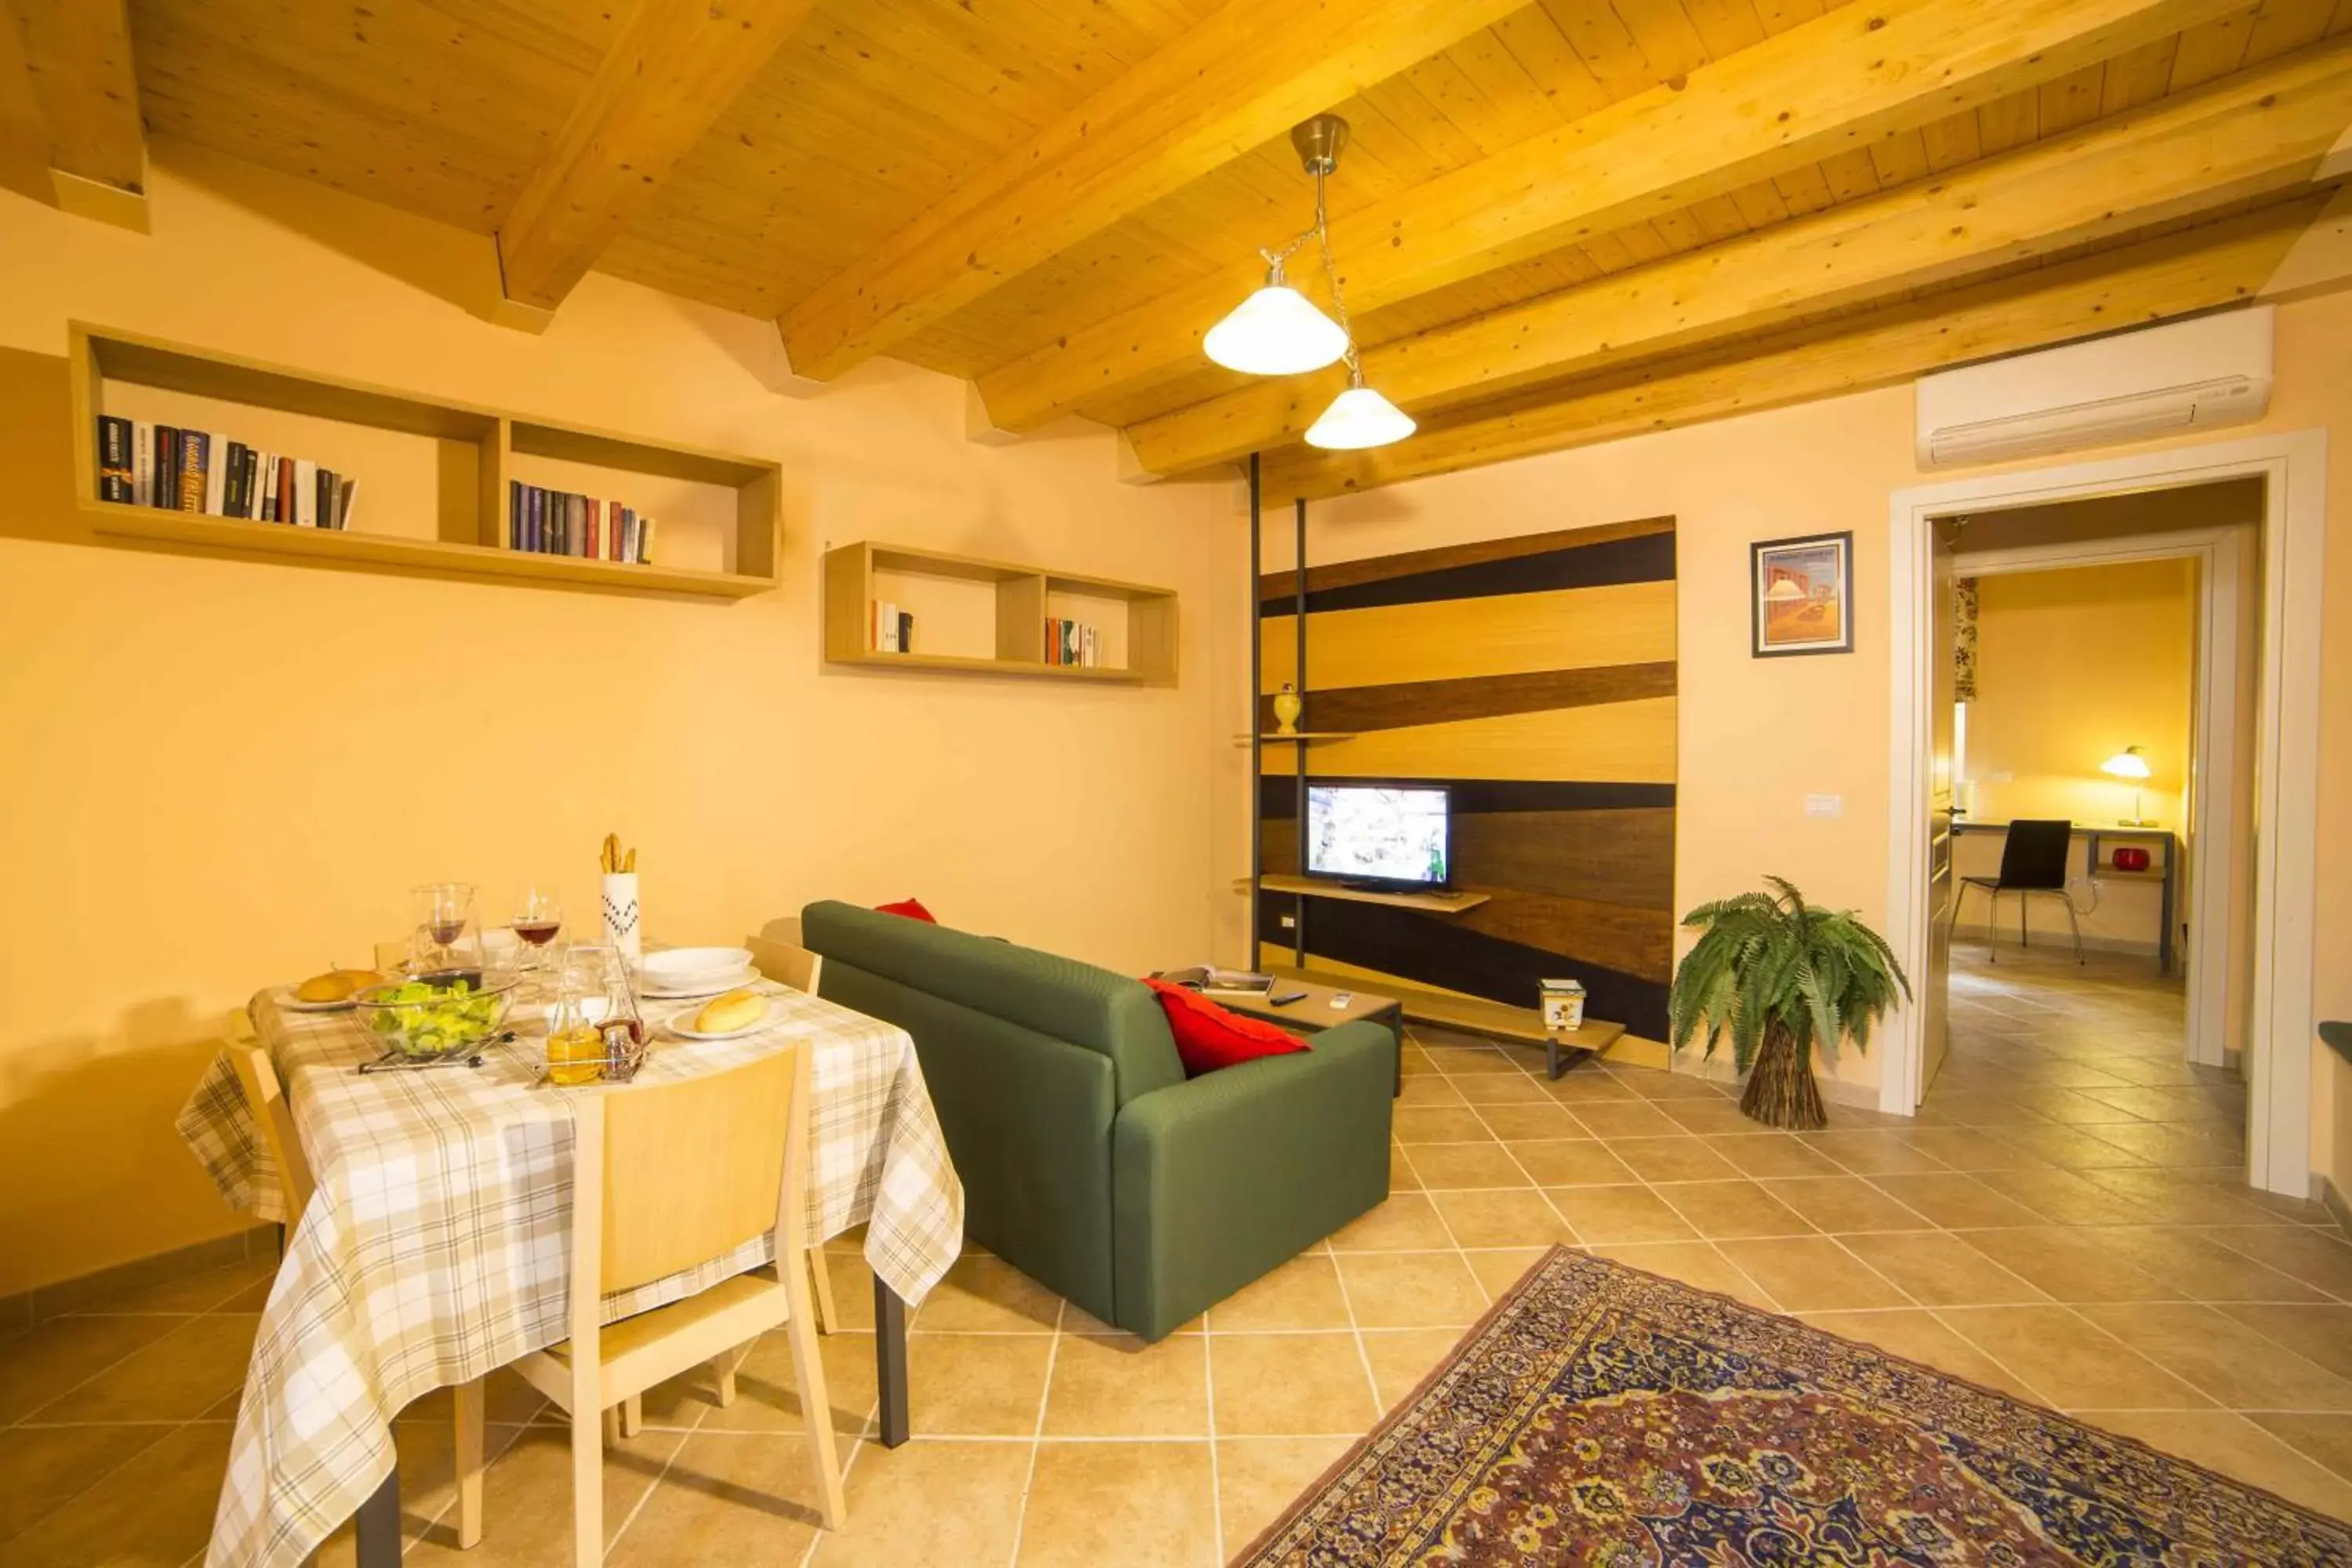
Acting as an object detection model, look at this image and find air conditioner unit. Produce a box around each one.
[1915,307,2273,468]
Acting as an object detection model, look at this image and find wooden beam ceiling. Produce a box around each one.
[771,0,1532,382]
[493,0,822,324]
[971,0,2252,435]
[5,0,146,230]
[1125,37,2352,477]
[1258,194,2331,503]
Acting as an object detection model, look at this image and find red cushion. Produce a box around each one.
[1143,978,1308,1077]
[874,898,936,923]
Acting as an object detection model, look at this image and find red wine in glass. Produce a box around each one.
[514,919,561,946]
[427,918,466,946]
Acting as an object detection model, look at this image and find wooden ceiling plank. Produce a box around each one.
[1678,0,1770,56]
[1125,41,2352,474]
[1489,6,1613,119]
[976,0,2249,434]
[2101,35,2185,111]
[493,0,822,318]
[1262,196,2325,501]
[1917,107,1984,172]
[1608,0,1715,78]
[2038,61,2111,136]
[0,0,48,205]
[773,0,1529,383]
[1976,86,2042,154]
[2170,4,2262,85]
[2245,0,2339,60]
[1867,129,1933,189]
[9,0,146,230]
[1543,0,1666,97]
[1751,0,1828,31]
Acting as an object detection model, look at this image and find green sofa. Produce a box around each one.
[800,902,1396,1341]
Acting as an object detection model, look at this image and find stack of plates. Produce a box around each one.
[637,946,759,999]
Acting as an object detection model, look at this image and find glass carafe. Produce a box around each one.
[408,882,483,975]
[546,946,610,1087]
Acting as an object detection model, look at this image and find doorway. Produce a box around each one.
[1883,433,2328,1198]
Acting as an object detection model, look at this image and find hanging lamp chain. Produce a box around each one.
[1253,165,1362,380]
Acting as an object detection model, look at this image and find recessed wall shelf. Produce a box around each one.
[1232,731,1356,745]
[68,323,780,599]
[1254,873,1488,914]
[822,541,1177,684]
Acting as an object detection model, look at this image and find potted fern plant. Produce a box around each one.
[1668,877,1911,1130]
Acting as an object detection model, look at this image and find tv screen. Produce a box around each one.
[1305,784,1451,889]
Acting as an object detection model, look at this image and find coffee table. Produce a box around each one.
[1210,975,1403,1094]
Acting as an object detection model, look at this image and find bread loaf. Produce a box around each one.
[695,989,765,1034]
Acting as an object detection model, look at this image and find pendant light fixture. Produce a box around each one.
[1203,114,1414,450]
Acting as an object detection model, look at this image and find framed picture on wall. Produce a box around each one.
[1751,531,1853,657]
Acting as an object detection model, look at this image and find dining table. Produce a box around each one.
[176,975,964,1568]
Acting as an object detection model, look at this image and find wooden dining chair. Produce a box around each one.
[499,1048,845,1564]
[228,1027,486,1551]
[746,917,841,1335]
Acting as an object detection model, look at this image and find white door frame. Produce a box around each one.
[1950,525,2242,1070]
[1883,431,2327,1197]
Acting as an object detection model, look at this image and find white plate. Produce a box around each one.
[666,996,777,1041]
[639,967,760,1000]
[272,985,358,1013]
[640,946,756,989]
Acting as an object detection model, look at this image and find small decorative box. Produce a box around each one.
[1540,978,1587,1033]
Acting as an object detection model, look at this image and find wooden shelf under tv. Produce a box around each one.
[1267,964,1626,1051]
[67,322,780,599]
[822,541,1177,684]
[1255,873,1489,914]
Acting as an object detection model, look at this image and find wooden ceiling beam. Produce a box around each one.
[772,0,1530,383]
[2,0,146,231]
[1127,38,2352,476]
[1257,196,2328,503]
[975,0,2252,435]
[493,0,822,324]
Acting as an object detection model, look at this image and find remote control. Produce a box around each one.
[1330,991,1353,1008]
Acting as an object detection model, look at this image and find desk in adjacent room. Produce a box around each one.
[1951,820,2179,972]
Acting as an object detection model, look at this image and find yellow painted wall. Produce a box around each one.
[0,143,1227,1296]
[1217,286,2352,1188]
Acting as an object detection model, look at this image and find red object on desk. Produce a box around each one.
[2111,847,2151,872]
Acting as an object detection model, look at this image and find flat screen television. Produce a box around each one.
[1305,783,1452,891]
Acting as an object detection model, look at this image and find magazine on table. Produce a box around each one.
[1152,964,1276,996]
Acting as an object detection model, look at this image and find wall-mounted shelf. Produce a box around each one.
[822,541,1176,684]
[1232,731,1356,746]
[1256,873,1489,914]
[68,323,779,599]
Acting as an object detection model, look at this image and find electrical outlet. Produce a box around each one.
[1804,793,1844,818]
[1278,913,1297,930]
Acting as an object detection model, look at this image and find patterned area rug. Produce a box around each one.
[1237,1247,2351,1566]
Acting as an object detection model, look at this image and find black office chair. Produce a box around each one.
[1951,818,2082,964]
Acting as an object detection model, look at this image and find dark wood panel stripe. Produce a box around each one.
[1258,662,1676,734]
[1265,891,1671,1040]
[1261,529,1676,617]
[1255,516,1674,604]
[1451,808,1674,911]
[1454,888,1672,983]
[1260,776,1678,819]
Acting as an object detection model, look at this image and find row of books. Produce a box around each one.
[96,416,356,528]
[871,600,916,653]
[506,481,658,564]
[1047,618,1102,668]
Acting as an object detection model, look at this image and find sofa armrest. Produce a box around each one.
[1110,1019,1395,1339]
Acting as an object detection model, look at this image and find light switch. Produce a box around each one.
[1278,913,1297,930]
[1804,793,1844,818]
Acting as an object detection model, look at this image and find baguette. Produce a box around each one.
[694,989,765,1034]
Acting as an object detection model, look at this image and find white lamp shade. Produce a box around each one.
[2101,747,2153,779]
[1203,285,1348,376]
[1305,383,1417,450]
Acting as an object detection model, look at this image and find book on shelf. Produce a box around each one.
[1044,617,1102,668]
[872,599,916,653]
[504,481,659,565]
[94,416,347,528]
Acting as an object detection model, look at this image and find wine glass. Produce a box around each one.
[511,886,563,985]
[408,882,479,974]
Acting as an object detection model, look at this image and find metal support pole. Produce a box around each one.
[1247,452,1262,963]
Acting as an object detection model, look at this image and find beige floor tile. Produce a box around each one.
[905,1334,1052,1435]
[2216,1304,2352,1381]
[1608,1137,1741,1183]
[1206,1254,1352,1331]
[1359,1328,1470,1412]
[813,1253,880,1332]
[1393,1075,1466,1109]
[1704,1134,1848,1179]
[2074,1303,2352,1410]
[60,1254,280,1317]
[0,1312,187,1425]
[1587,1243,1776,1312]
[2198,1225,2352,1298]
[2,1421,232,1568]
[1795,1310,2039,1400]
[638,1328,877,1438]
[1654,1102,1763,1140]
[2078,1410,2352,1522]
[604,1432,825,1566]
[1468,1102,1584,1141]
[1425,1189,1574,1250]
[1540,1070,1641,1103]
[1016,1441,1218,1568]
[1896,1127,2055,1171]
[1799,1131,1953,1176]
[1398,1143,1530,1189]
[912,1257,1061,1334]
[1421,1047,1520,1076]
[1545,1185,1696,1243]
[1958,1227,2183,1304]
[0,1421,175,1544]
[1654,1179,1815,1240]
[314,1419,535,1565]
[2085,1227,2324,1304]
[2252,1413,2352,1483]
[805,1439,1029,1568]
[1449,1073,1554,1105]
[1838,1231,2049,1306]
[1214,1436,1353,1559]
[1714,1237,1910,1312]
[1759,1177,1933,1234]
[1336,1251,1489,1328]
[1041,1331,1207,1437]
[1387,1145,1421,1191]
[1864,1174,2047,1230]
[1390,1107,1496,1145]
[1564,1102,1686,1139]
[1965,1167,2157,1225]
[1327,1192,1456,1252]
[1463,1248,1552,1301]
[24,1311,260,1422]
[1508,1139,1637,1186]
[1209,1334,1377,1436]
[1984,1123,2147,1171]
[405,1416,688,1566]
[1936,1306,2213,1410]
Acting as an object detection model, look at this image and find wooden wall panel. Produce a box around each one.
[1254,516,1679,1038]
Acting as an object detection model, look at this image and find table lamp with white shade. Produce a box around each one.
[2100,746,2156,826]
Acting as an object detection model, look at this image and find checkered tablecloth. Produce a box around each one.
[176,980,964,1568]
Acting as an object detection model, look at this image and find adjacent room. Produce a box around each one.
[2,2,2350,1564]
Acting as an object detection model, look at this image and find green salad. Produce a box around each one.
[368,976,505,1057]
